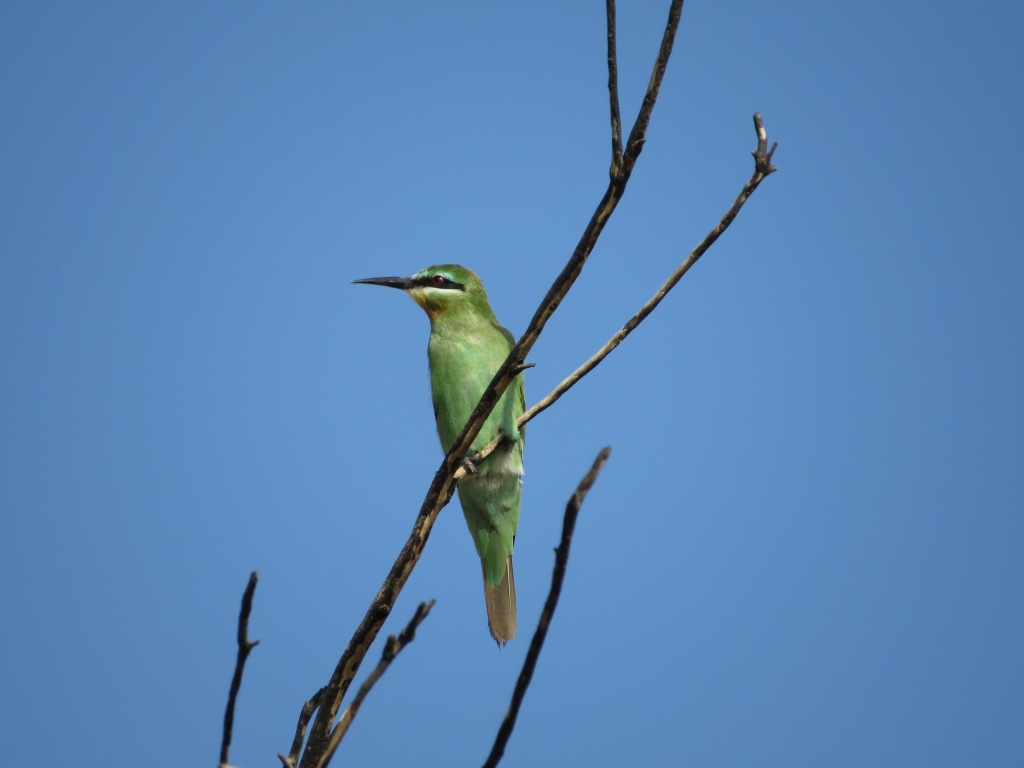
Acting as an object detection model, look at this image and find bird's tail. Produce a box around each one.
[482,557,517,644]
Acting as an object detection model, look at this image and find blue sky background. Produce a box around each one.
[2,1,1022,766]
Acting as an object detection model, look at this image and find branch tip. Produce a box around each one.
[751,112,778,175]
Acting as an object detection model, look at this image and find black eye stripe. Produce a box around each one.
[414,275,465,291]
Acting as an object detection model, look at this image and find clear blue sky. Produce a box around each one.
[2,2,1022,766]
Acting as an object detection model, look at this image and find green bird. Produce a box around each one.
[353,264,525,643]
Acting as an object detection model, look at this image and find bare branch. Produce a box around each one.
[606,0,623,175]
[279,690,324,768]
[622,0,684,174]
[220,571,260,768]
[297,6,688,764]
[483,447,613,768]
[315,601,436,768]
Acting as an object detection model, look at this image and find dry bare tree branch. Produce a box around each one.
[220,571,260,768]
[622,0,684,177]
[483,447,613,768]
[293,4,686,767]
[606,0,624,175]
[459,112,778,475]
[314,601,436,768]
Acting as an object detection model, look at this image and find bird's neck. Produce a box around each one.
[429,304,496,332]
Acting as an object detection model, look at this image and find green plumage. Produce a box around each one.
[353,264,525,643]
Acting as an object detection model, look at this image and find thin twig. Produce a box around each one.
[622,0,684,175]
[220,571,260,768]
[297,5,686,764]
[606,0,623,176]
[279,690,324,768]
[314,601,436,768]
[456,112,778,473]
[483,448,613,768]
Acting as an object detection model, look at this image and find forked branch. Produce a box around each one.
[314,601,436,768]
[459,112,778,475]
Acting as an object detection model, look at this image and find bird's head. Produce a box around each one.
[353,264,490,321]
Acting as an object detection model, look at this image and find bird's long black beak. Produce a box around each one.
[351,276,414,290]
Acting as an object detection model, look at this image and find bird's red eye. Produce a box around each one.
[431,275,446,287]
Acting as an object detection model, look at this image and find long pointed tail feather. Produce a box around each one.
[483,557,517,644]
